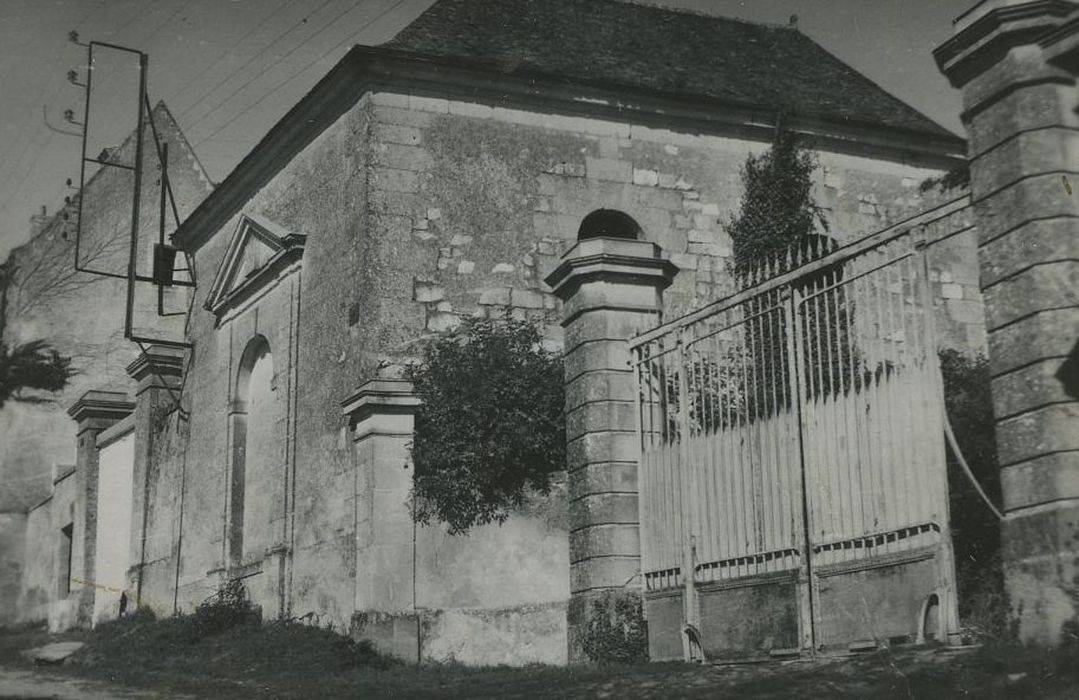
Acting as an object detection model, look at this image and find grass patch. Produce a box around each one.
[66,609,400,698]
[3,615,1079,698]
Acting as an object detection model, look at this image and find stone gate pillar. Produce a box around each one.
[546,237,677,662]
[342,378,422,661]
[936,0,1079,644]
[125,345,185,611]
[67,390,134,625]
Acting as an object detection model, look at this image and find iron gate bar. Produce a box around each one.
[629,194,969,351]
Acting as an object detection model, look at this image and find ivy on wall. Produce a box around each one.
[407,316,564,534]
[727,127,830,277]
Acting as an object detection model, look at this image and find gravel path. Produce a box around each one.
[0,666,192,700]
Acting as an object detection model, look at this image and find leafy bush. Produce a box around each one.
[0,339,75,408]
[939,349,1007,638]
[192,578,257,637]
[581,593,648,664]
[407,316,564,534]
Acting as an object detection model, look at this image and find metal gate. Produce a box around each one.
[631,218,960,661]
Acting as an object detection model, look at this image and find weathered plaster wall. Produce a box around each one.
[92,426,134,626]
[0,513,27,626]
[16,469,78,629]
[413,485,570,665]
[17,500,55,624]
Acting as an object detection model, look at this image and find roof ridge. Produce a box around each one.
[392,0,799,35]
[784,30,961,139]
[614,0,796,30]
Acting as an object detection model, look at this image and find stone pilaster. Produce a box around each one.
[546,237,677,662]
[125,345,185,611]
[342,378,422,661]
[66,390,134,625]
[936,0,1079,644]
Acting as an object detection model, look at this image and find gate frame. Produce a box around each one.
[631,197,968,660]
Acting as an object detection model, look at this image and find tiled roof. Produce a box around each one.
[388,0,955,138]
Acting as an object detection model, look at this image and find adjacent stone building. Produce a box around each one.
[3,0,994,662]
[0,103,212,628]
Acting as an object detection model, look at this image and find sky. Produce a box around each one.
[0,0,972,258]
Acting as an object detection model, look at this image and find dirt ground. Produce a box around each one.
[2,620,1077,699]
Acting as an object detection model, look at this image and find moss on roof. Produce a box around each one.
[388,0,954,137]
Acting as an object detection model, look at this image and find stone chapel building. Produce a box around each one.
[3,0,995,664]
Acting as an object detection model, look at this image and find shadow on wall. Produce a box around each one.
[1057,338,1079,400]
[577,209,642,240]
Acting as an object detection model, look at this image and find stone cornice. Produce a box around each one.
[66,390,135,423]
[341,378,421,424]
[173,46,966,253]
[545,238,679,302]
[126,345,186,384]
[935,0,1078,87]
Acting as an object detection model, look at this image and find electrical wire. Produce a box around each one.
[942,405,1005,522]
[182,0,356,131]
[192,0,406,148]
[177,0,337,122]
[0,1,102,215]
[170,0,293,100]
[92,0,198,95]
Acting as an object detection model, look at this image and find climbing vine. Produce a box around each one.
[727,127,830,277]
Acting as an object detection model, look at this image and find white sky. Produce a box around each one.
[0,0,971,258]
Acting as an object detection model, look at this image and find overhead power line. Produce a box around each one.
[0,2,103,217]
[185,0,370,133]
[170,0,293,101]
[100,0,168,44]
[177,0,337,123]
[192,0,407,149]
[92,0,198,95]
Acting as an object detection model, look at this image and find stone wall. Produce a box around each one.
[936,0,1079,645]
[16,469,78,630]
[360,93,972,345]
[0,513,26,626]
[129,88,986,663]
[91,423,135,626]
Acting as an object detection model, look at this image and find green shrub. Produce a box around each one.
[192,578,257,637]
[407,316,564,534]
[581,593,648,665]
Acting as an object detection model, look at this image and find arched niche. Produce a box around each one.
[577,209,643,240]
[229,335,274,566]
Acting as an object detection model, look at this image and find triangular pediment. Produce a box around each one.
[205,214,305,316]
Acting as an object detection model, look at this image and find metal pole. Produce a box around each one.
[73,42,93,273]
[676,334,699,660]
[124,51,148,340]
[157,142,168,316]
[784,287,817,654]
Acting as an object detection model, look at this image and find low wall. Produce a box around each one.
[0,513,27,627]
[353,484,570,665]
